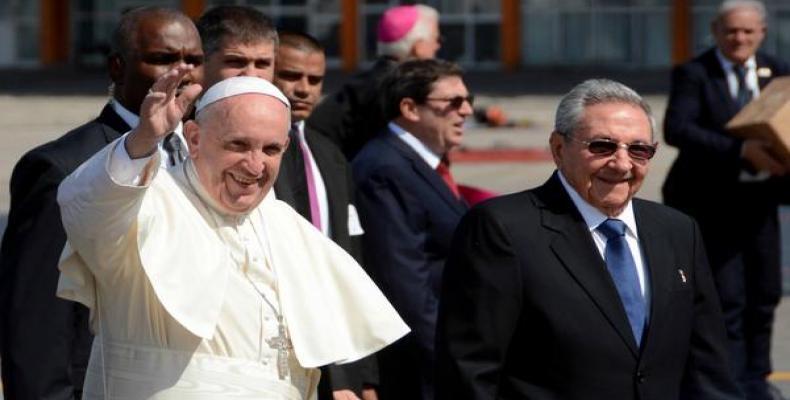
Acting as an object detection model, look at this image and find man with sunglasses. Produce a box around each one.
[352,59,471,400]
[436,79,741,400]
[663,2,789,399]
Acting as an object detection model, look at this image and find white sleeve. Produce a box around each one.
[109,132,158,185]
[57,135,161,241]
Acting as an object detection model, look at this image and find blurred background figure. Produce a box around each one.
[352,59,471,400]
[307,4,440,160]
[663,2,789,398]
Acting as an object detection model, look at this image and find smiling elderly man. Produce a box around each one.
[55,68,407,399]
[436,79,742,400]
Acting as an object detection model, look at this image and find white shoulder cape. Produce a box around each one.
[57,145,409,368]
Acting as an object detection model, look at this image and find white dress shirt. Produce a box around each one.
[716,49,760,101]
[389,121,441,169]
[558,172,649,300]
[715,50,770,182]
[294,120,330,236]
[110,98,187,167]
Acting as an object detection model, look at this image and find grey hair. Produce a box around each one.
[554,79,655,140]
[716,0,766,24]
[377,5,439,60]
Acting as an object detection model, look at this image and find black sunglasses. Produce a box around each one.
[424,94,475,109]
[569,136,657,160]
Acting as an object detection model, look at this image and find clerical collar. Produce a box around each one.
[183,158,270,221]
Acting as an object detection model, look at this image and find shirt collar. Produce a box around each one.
[557,170,638,236]
[388,121,441,169]
[111,98,185,143]
[110,98,139,129]
[716,48,757,71]
[292,120,306,141]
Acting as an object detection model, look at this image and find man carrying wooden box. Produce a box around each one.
[663,1,790,399]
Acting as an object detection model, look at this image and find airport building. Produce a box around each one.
[2,0,790,70]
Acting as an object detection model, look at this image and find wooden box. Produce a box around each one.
[726,76,790,162]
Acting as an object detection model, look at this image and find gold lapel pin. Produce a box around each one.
[757,67,772,78]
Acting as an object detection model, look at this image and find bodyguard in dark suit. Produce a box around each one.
[662,2,788,398]
[0,7,203,399]
[271,31,372,400]
[437,79,741,400]
[353,59,472,400]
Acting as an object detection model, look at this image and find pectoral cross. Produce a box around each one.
[266,316,293,380]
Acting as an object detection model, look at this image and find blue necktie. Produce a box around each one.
[733,65,752,110]
[597,219,646,346]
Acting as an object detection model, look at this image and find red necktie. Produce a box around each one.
[436,158,460,199]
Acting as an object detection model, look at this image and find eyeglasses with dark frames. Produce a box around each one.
[424,94,475,109]
[568,136,658,160]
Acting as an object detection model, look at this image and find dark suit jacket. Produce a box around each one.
[0,104,129,399]
[663,48,790,216]
[352,131,468,399]
[306,57,398,160]
[273,124,370,397]
[275,125,360,260]
[435,174,742,400]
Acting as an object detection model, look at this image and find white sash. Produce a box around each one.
[82,339,318,400]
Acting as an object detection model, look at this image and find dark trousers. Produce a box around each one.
[699,205,782,400]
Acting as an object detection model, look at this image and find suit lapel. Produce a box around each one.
[383,133,467,214]
[632,201,676,355]
[702,50,739,118]
[273,136,308,215]
[305,126,347,238]
[96,104,131,143]
[538,175,639,356]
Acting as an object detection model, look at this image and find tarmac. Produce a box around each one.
[1,67,789,396]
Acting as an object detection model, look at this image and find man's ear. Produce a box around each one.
[399,97,420,122]
[184,120,200,158]
[549,131,565,167]
[108,54,124,85]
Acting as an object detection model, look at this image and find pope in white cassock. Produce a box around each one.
[55,65,409,399]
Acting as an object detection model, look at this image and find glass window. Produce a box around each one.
[16,23,38,60]
[523,11,559,64]
[474,22,499,62]
[437,23,465,62]
[594,11,630,63]
[562,12,592,64]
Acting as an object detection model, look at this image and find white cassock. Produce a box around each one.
[56,136,409,399]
